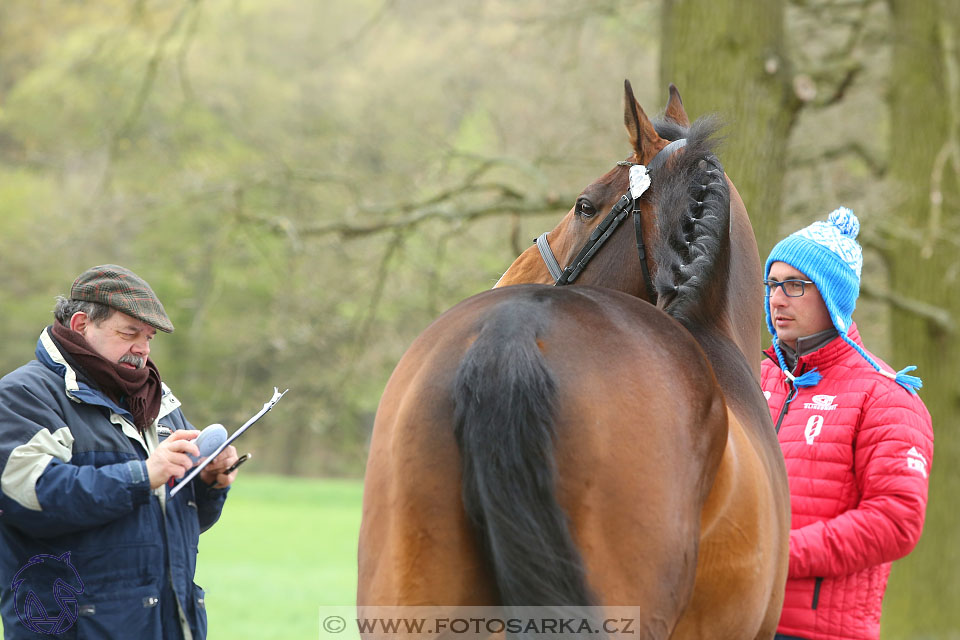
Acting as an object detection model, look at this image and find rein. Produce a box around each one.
[535,138,688,299]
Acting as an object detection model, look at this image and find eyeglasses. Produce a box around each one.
[764,279,814,297]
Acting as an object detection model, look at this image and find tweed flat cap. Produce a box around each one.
[71,265,174,333]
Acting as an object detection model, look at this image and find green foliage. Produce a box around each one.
[0,0,654,476]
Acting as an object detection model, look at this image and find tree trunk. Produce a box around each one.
[660,0,794,256]
[883,0,960,636]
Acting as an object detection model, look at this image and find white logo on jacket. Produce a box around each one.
[804,394,838,411]
[906,446,928,478]
[805,415,824,445]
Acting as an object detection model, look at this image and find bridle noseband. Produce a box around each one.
[535,138,687,300]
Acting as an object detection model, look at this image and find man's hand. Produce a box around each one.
[199,445,240,489]
[146,430,200,489]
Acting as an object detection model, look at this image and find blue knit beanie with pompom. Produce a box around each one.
[765,207,922,394]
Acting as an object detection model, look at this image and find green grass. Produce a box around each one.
[196,474,362,639]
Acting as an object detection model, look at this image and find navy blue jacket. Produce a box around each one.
[0,328,228,639]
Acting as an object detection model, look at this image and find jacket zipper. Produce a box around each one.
[812,577,823,609]
[775,370,803,434]
[764,352,804,434]
[775,387,793,434]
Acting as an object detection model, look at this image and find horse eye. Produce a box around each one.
[576,199,597,219]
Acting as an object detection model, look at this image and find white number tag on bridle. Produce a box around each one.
[629,164,651,199]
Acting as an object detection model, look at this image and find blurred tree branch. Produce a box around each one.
[860,221,960,255]
[788,0,879,109]
[318,0,396,62]
[232,155,572,241]
[176,0,204,102]
[112,0,200,153]
[790,142,886,176]
[860,281,953,333]
[788,0,877,15]
[235,186,571,240]
[336,230,406,394]
[85,0,201,207]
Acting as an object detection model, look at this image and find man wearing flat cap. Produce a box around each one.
[0,265,240,639]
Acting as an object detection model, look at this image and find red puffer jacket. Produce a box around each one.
[761,324,933,640]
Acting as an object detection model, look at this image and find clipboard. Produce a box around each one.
[169,387,288,497]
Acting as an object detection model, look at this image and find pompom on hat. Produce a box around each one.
[765,207,921,394]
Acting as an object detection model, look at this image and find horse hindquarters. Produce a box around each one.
[357,309,499,606]
[358,291,595,609]
[360,286,730,629]
[452,287,730,622]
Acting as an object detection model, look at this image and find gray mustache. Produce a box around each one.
[119,354,145,369]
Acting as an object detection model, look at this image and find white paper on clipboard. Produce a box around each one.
[169,387,288,497]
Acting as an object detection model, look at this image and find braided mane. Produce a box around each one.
[650,117,730,324]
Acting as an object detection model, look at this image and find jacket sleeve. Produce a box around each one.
[787,386,933,579]
[0,381,152,538]
[193,481,229,533]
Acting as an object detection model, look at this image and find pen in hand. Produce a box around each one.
[226,453,252,474]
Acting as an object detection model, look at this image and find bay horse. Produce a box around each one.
[358,81,789,639]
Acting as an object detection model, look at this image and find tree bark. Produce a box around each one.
[883,0,960,636]
[660,0,795,256]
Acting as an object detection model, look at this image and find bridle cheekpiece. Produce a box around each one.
[534,138,687,301]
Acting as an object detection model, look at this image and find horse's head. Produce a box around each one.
[495,80,695,302]
[496,80,765,369]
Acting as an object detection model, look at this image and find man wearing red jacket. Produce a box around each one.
[761,207,933,640]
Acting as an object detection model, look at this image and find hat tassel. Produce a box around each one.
[773,341,822,388]
[881,365,922,394]
[841,334,922,395]
[785,368,822,388]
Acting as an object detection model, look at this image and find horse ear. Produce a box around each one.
[665,83,690,127]
[623,79,660,161]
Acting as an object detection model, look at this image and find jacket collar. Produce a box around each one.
[777,328,838,370]
[765,323,864,374]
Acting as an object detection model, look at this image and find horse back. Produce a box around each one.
[358,284,729,619]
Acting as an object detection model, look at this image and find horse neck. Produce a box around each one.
[676,192,763,380]
[495,244,555,287]
[726,187,764,376]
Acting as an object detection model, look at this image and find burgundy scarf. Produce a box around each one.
[49,323,163,431]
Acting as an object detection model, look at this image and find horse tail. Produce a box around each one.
[453,298,594,606]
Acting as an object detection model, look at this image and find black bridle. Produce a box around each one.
[534,138,687,299]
